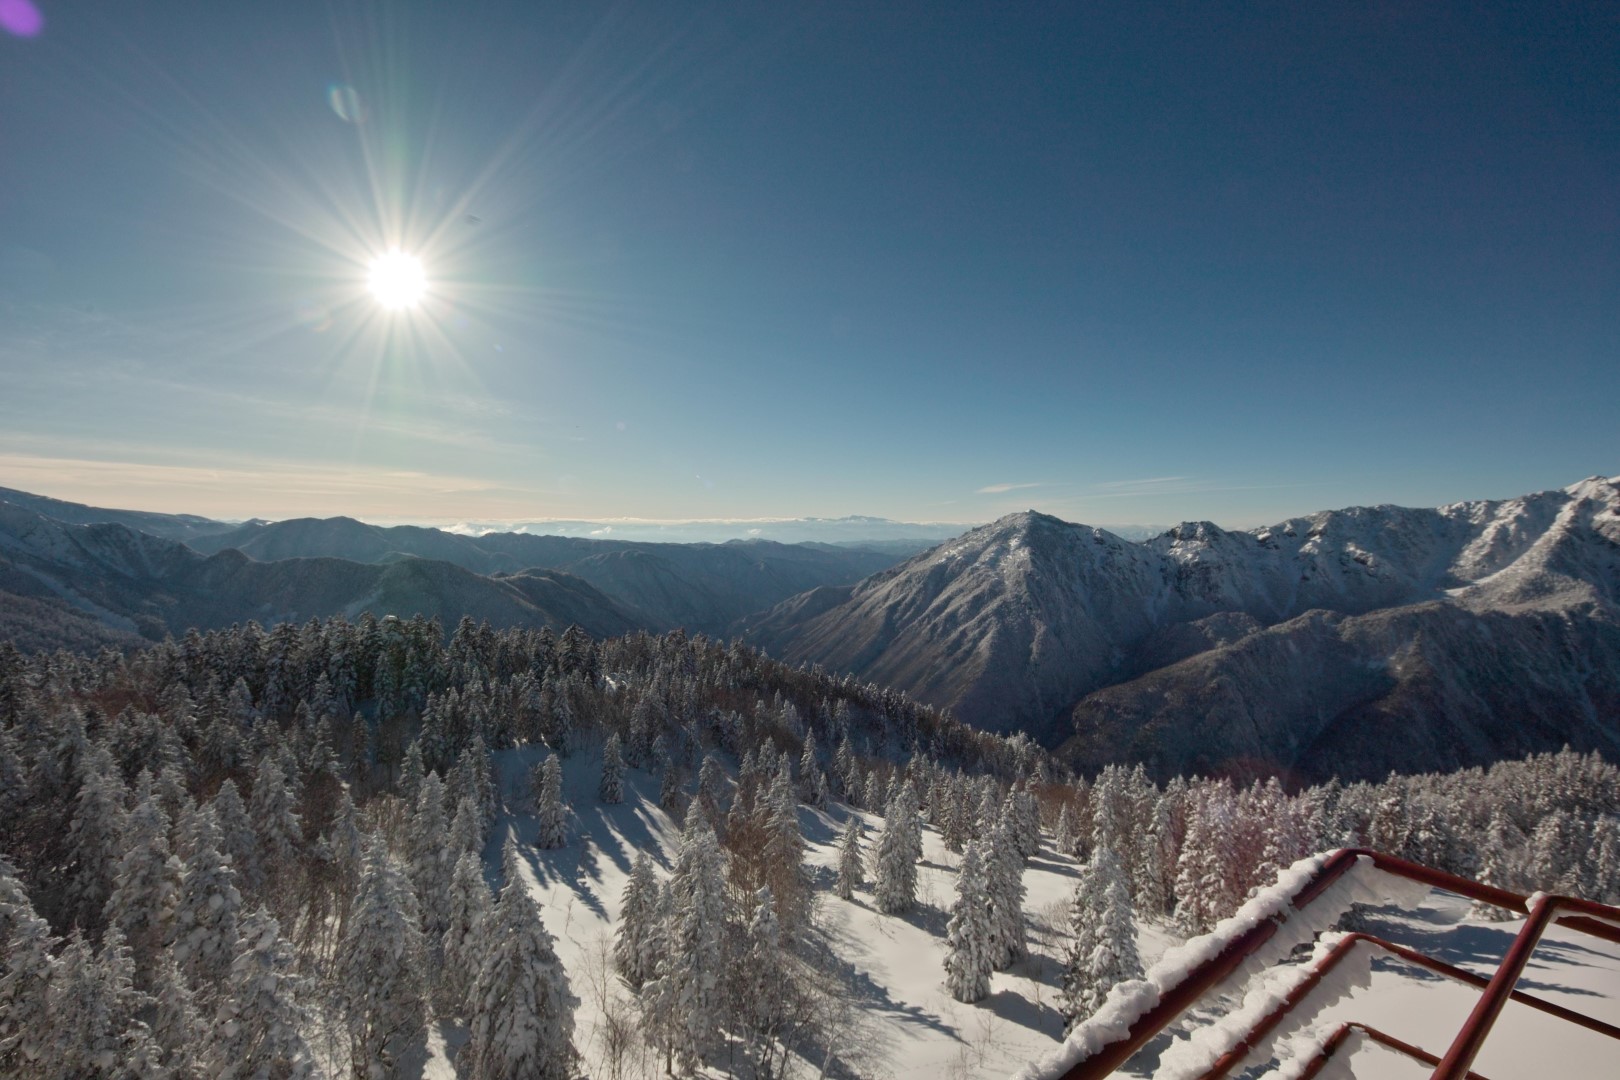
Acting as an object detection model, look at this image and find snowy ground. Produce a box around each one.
[419,746,1620,1078]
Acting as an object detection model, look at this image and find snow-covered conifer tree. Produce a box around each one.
[798,731,827,808]
[398,740,425,807]
[614,852,662,991]
[409,772,453,942]
[214,908,321,1080]
[211,779,261,897]
[250,754,303,875]
[599,732,626,804]
[149,948,208,1080]
[173,805,243,994]
[64,744,127,933]
[874,784,921,915]
[835,816,864,900]
[642,803,727,1073]
[985,814,1027,969]
[534,754,569,849]
[462,837,577,1080]
[1054,804,1076,857]
[943,840,995,1003]
[0,856,58,1076]
[336,837,428,1074]
[46,928,163,1078]
[1061,844,1140,1032]
[440,851,492,1019]
[105,784,181,978]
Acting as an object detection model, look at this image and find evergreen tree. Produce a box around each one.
[798,731,828,808]
[874,782,922,915]
[1054,804,1076,857]
[462,837,578,1080]
[943,840,995,1003]
[642,803,727,1074]
[46,928,164,1078]
[337,838,428,1075]
[440,851,492,1020]
[732,887,790,1059]
[0,856,58,1077]
[64,744,127,933]
[1061,845,1141,1032]
[534,755,569,849]
[150,948,208,1080]
[408,773,453,943]
[835,816,865,900]
[613,852,662,991]
[173,805,244,995]
[985,814,1028,969]
[599,733,626,804]
[250,754,303,876]
[105,785,181,979]
[214,908,322,1080]
[212,780,261,898]
[398,741,426,808]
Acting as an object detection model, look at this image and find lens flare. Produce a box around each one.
[0,0,44,38]
[367,250,426,310]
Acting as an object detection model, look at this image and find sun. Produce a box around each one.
[367,249,427,310]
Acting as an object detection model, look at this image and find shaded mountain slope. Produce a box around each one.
[750,477,1620,778]
[0,504,637,641]
[187,515,903,634]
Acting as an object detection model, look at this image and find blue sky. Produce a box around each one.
[1,2,1615,529]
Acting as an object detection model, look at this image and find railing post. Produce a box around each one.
[1429,895,1558,1079]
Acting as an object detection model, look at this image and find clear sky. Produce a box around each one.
[1,2,1615,529]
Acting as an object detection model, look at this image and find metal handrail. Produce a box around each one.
[1055,847,1620,1080]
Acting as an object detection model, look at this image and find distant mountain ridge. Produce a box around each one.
[183,516,904,634]
[0,488,915,646]
[0,502,641,642]
[747,477,1620,780]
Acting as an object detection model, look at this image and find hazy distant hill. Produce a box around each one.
[186,516,905,635]
[748,477,1620,781]
[0,503,638,642]
[0,484,236,543]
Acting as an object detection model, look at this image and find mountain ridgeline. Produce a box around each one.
[2,477,1618,782]
[746,477,1620,782]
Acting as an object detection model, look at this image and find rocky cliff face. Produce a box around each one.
[750,477,1620,779]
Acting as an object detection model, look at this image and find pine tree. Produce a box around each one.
[64,744,127,933]
[985,814,1028,969]
[46,928,164,1078]
[214,908,322,1079]
[409,773,453,943]
[250,754,303,875]
[835,816,865,900]
[1061,845,1141,1032]
[462,837,578,1080]
[732,886,790,1055]
[798,731,827,808]
[440,851,492,1020]
[105,785,181,979]
[1054,804,1076,857]
[398,740,426,807]
[149,948,208,1080]
[943,840,995,1003]
[212,780,261,898]
[173,804,244,995]
[534,755,569,849]
[1471,813,1520,921]
[874,782,922,915]
[599,733,626,804]
[337,837,428,1075]
[0,856,59,1077]
[613,852,661,991]
[642,803,727,1074]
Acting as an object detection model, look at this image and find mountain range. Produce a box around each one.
[746,477,1620,781]
[3,477,1617,781]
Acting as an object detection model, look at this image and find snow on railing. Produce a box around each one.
[1014,848,1620,1080]
[1014,849,1422,1080]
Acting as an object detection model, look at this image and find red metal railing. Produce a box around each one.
[1057,847,1620,1080]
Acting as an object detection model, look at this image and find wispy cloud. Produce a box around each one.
[976,481,1046,495]
[1095,476,1192,490]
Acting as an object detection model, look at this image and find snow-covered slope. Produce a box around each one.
[749,477,1620,777]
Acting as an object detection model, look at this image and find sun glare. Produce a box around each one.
[367,249,427,310]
